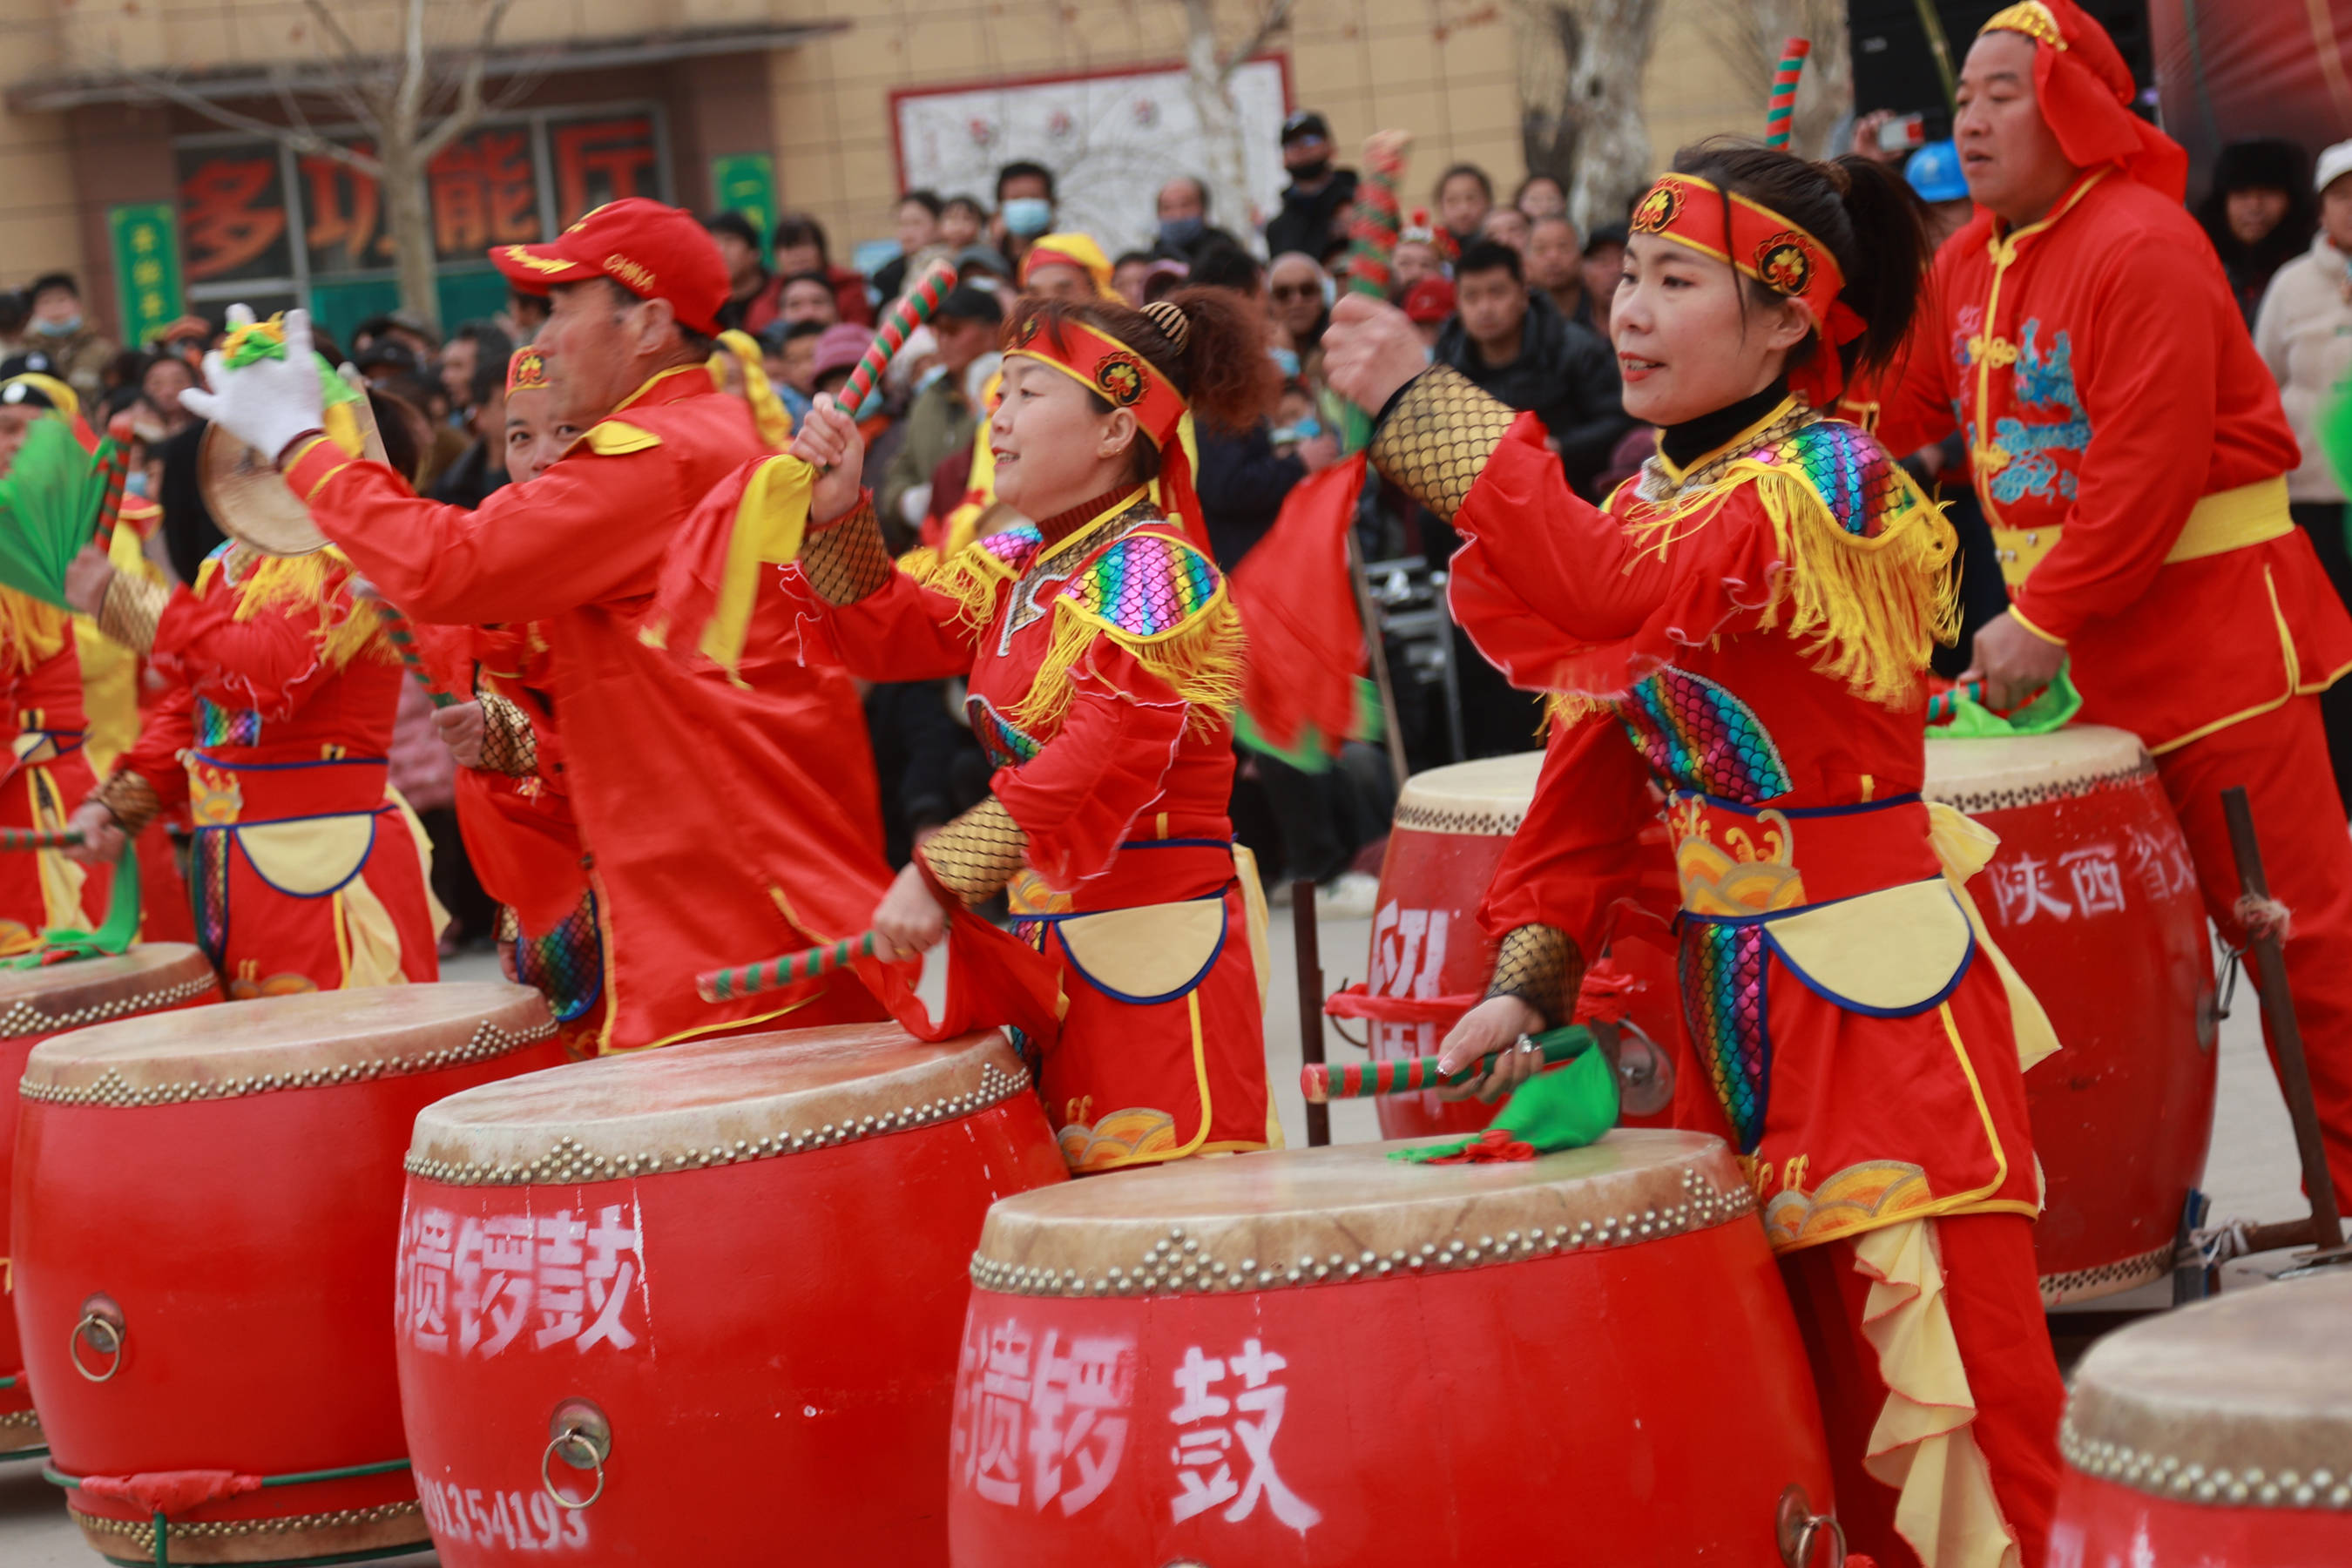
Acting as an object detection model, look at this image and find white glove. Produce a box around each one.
[178,303,328,463]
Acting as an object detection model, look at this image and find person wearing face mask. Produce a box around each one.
[1147,176,1244,267]
[1322,139,2067,1568]
[21,275,118,404]
[992,160,1059,270]
[1264,111,1360,264]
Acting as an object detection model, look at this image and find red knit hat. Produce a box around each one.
[1979,0,2186,201]
[490,198,731,335]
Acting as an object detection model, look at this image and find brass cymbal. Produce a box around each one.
[195,374,391,558]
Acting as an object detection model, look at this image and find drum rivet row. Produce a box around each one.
[0,975,218,1039]
[402,1057,1031,1185]
[17,1016,557,1107]
[2058,1423,2351,1508]
[967,1163,1756,1298]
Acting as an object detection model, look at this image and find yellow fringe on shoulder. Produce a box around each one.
[904,543,1021,642]
[223,547,392,669]
[1010,592,1246,742]
[0,586,69,674]
[1625,460,1958,710]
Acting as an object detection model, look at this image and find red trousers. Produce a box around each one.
[2156,694,2352,1211]
[1781,1214,2065,1568]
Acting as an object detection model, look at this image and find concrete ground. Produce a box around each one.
[0,919,2324,1563]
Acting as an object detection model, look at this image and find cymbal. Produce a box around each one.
[196,374,392,558]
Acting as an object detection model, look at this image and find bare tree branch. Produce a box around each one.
[415,0,519,163]
[300,0,373,84]
[117,64,385,177]
[1220,0,1296,81]
[298,0,388,125]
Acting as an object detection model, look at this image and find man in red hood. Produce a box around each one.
[1869,3,2352,1242]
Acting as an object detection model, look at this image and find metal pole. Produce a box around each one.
[2220,786,2345,1254]
[1348,538,1410,789]
[1293,878,1330,1147]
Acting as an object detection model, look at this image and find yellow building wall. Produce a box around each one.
[0,0,79,280]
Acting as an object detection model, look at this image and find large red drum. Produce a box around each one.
[1923,726,2217,1304]
[395,1022,1067,1565]
[13,983,565,1565]
[950,1132,1836,1566]
[0,943,219,1454]
[2049,1273,2352,1566]
[1352,754,1684,1139]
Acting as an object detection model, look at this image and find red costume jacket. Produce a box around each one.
[1384,370,2048,1252]
[0,594,105,952]
[283,366,887,1051]
[1866,169,2352,752]
[96,546,437,994]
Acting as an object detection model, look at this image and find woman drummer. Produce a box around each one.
[781,290,1274,1176]
[1321,142,2065,1567]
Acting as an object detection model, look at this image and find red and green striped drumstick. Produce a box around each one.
[0,828,83,853]
[374,600,456,710]
[1765,37,1812,150]
[1925,680,1984,724]
[836,260,958,418]
[1301,1025,1594,1103]
[1342,131,1412,301]
[699,930,878,1004]
[91,410,137,557]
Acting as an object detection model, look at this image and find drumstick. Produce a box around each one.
[91,411,137,556]
[835,261,956,418]
[1301,1024,1595,1103]
[698,931,878,1003]
[373,599,456,710]
[1342,132,1411,302]
[1926,680,1984,723]
[0,828,82,852]
[1764,38,1811,150]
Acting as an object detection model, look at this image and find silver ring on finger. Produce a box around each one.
[1515,1036,1538,1055]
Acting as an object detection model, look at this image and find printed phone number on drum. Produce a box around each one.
[417,1478,591,1552]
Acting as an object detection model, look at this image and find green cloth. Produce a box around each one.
[2,845,140,967]
[1929,666,2082,739]
[1233,677,1383,771]
[0,417,109,608]
[1389,1039,1621,1163]
[216,321,362,410]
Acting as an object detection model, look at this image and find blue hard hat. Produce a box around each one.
[1906,141,1968,204]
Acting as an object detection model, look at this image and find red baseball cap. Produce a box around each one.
[490,198,730,335]
[1402,276,1456,325]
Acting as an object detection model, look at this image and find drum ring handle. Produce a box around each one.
[69,1297,125,1383]
[542,1397,611,1511]
[1793,1516,1846,1568]
[1776,1484,1844,1568]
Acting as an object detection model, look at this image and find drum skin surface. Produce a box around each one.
[2049,1274,2352,1567]
[950,1132,1833,1567]
[12,983,564,1565]
[0,944,219,1451]
[394,1023,1067,1566]
[1924,727,2217,1304]
[1362,754,1684,1139]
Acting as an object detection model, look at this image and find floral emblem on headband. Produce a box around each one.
[1093,349,1148,408]
[1755,233,1815,296]
[1631,182,1682,235]
[1012,318,1042,348]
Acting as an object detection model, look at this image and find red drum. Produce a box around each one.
[2049,1273,2352,1566]
[1924,727,2217,1304]
[950,1132,1835,1566]
[1352,754,1683,1139]
[395,1022,1066,1566]
[0,943,219,1454]
[13,983,565,1565]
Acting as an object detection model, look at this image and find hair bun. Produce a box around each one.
[1141,299,1191,351]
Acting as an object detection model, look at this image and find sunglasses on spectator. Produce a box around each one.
[1269,283,1322,301]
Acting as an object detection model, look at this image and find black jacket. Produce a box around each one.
[1436,291,1632,497]
[1195,422,1308,571]
[1264,169,1359,263]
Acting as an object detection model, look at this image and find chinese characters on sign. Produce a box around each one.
[106,204,184,347]
[951,1315,1322,1534]
[1371,901,1450,1090]
[398,1201,644,1359]
[177,145,292,283]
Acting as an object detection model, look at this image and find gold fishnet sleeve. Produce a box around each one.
[1368,365,1519,524]
[476,693,538,777]
[93,771,163,837]
[96,571,169,655]
[800,494,896,605]
[916,796,1028,906]
[1486,923,1583,1029]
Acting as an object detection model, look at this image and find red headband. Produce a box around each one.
[506,345,550,396]
[1005,315,1207,551]
[1630,172,1865,405]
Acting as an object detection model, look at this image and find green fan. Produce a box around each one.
[0,416,118,609]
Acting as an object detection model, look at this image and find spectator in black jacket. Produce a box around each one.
[1264,112,1358,265]
[1149,177,1247,267]
[1435,240,1630,497]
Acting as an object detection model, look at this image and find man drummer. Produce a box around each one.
[177,199,897,1051]
[1866,0,2352,1206]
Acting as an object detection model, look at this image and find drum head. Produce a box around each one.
[1393,751,1545,837]
[971,1130,1753,1300]
[1923,724,2151,812]
[22,981,553,1108]
[408,1022,1026,1186]
[0,943,215,1039]
[198,422,330,557]
[2064,1272,2352,1503]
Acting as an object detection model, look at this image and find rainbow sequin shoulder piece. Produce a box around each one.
[905,520,1045,639]
[975,521,1046,578]
[966,691,1044,771]
[1610,667,1793,804]
[1011,524,1243,740]
[1747,417,1922,541]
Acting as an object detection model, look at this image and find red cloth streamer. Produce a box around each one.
[78,1470,264,1517]
[1765,37,1811,149]
[1571,957,1640,1025]
[838,262,955,415]
[1232,457,1368,760]
[1324,985,1479,1028]
[1422,1127,1536,1165]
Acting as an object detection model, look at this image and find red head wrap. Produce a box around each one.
[1980,0,2186,201]
[1629,172,1865,407]
[1004,312,1210,551]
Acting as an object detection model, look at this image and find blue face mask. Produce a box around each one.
[1270,348,1301,379]
[1002,198,1053,238]
[125,470,151,499]
[1159,215,1205,247]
